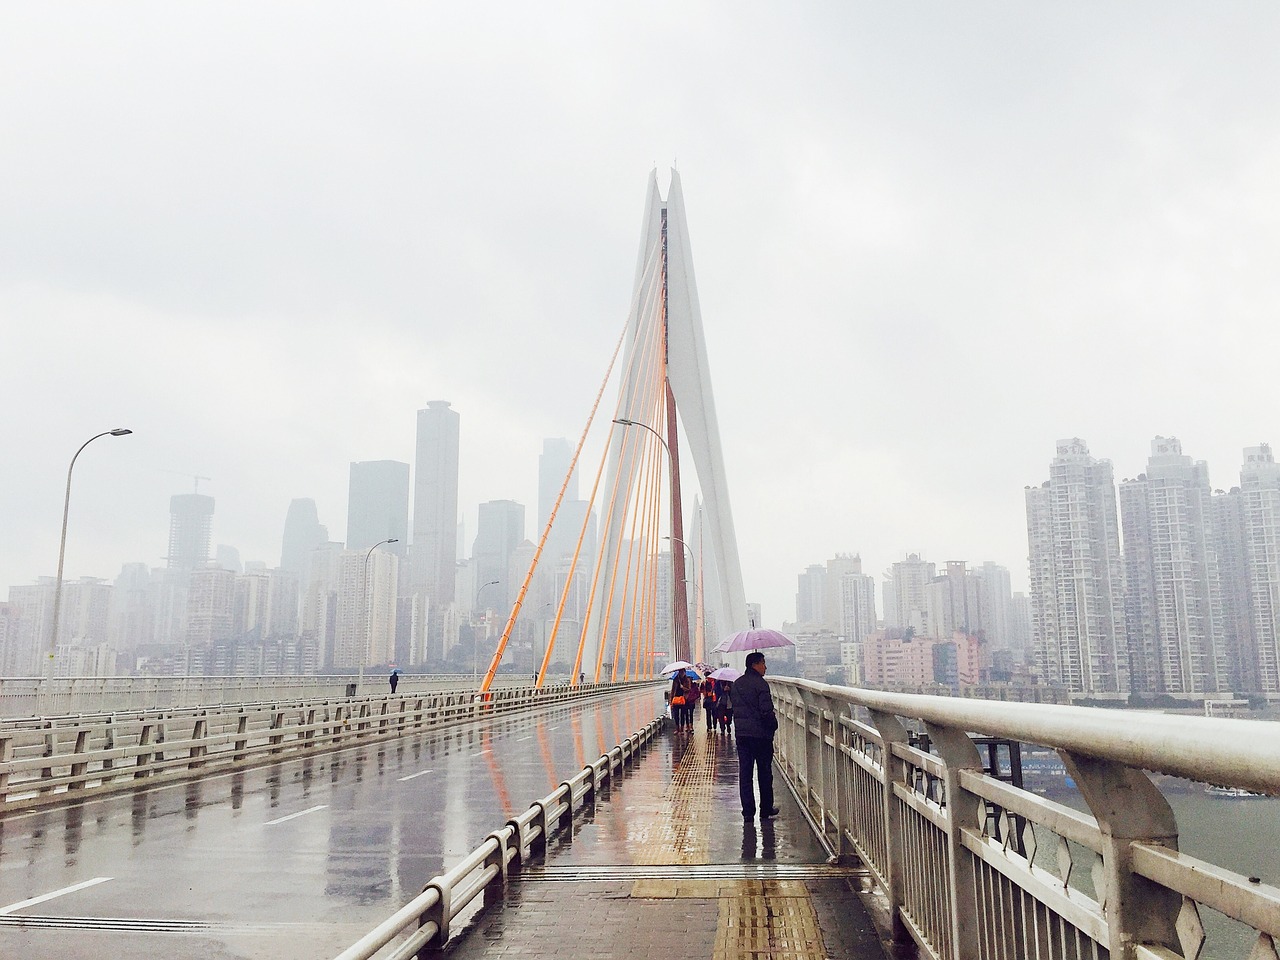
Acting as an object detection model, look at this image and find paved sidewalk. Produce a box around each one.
[442,719,891,959]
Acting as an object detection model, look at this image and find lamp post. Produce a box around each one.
[534,600,553,681]
[47,428,132,685]
[612,418,690,661]
[474,580,500,682]
[359,538,398,694]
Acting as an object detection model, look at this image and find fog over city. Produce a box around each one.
[3,3,1279,628]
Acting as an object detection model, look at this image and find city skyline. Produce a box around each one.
[4,7,1280,634]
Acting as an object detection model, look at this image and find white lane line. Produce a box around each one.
[547,726,560,731]
[469,749,491,758]
[515,736,533,742]
[397,769,434,782]
[0,877,113,915]
[264,804,328,826]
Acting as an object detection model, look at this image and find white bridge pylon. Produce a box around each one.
[593,169,749,672]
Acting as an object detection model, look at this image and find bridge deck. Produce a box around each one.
[443,721,891,960]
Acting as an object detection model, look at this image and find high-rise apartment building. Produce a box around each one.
[412,403,460,660]
[882,554,935,634]
[795,565,825,624]
[330,549,399,669]
[977,562,1012,650]
[1240,444,1280,693]
[1119,437,1226,695]
[925,561,984,640]
[167,494,214,572]
[1211,487,1256,691]
[1025,439,1127,696]
[185,567,236,648]
[347,460,410,556]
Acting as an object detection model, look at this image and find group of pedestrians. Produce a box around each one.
[668,672,735,732]
[667,652,779,821]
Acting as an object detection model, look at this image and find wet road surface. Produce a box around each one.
[0,687,665,960]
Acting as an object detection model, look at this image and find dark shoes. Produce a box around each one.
[763,806,781,818]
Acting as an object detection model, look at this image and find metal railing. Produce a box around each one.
[770,677,1280,960]
[0,674,535,717]
[333,717,663,960]
[0,681,644,814]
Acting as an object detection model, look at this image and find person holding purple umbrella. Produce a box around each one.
[731,651,778,819]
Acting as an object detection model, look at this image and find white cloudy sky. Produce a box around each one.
[2,3,1279,627]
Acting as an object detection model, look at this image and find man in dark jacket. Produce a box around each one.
[731,652,778,819]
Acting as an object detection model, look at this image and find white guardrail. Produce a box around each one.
[770,677,1280,960]
[0,674,532,717]
[0,681,645,813]
[332,716,663,960]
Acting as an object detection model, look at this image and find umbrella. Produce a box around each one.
[713,628,795,653]
[708,667,742,682]
[659,660,696,676]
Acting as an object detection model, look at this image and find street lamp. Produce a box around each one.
[612,418,668,455]
[48,428,132,684]
[474,580,500,682]
[612,418,691,662]
[358,538,399,694]
[534,600,554,681]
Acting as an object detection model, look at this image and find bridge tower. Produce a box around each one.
[595,170,748,668]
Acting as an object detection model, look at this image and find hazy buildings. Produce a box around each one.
[347,460,410,556]
[413,402,460,660]
[1025,439,1128,696]
[1119,437,1226,695]
[538,438,577,535]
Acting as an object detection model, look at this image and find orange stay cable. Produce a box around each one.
[621,426,660,680]
[583,295,666,682]
[478,313,631,694]
[633,432,661,679]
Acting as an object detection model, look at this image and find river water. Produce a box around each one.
[1025,770,1278,959]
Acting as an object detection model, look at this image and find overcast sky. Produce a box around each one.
[3,4,1279,627]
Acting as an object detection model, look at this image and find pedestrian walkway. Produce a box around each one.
[441,719,893,960]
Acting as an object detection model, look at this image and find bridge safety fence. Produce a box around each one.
[332,716,664,960]
[769,677,1280,960]
[0,673,533,719]
[0,681,653,814]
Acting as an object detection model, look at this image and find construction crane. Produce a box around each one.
[162,471,212,493]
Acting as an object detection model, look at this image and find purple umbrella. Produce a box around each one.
[713,628,795,653]
[708,667,742,681]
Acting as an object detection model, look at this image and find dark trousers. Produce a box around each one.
[735,735,774,816]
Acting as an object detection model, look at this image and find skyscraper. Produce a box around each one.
[280,499,328,582]
[1240,444,1280,693]
[167,494,214,572]
[1119,437,1226,695]
[795,565,825,624]
[412,402,460,606]
[925,561,984,639]
[473,500,525,618]
[538,438,577,537]
[1025,439,1127,696]
[347,460,410,556]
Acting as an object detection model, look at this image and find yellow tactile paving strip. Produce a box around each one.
[630,728,717,865]
[628,729,829,960]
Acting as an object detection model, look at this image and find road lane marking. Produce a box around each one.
[0,877,113,915]
[397,769,434,782]
[516,736,533,742]
[469,749,491,758]
[265,804,327,826]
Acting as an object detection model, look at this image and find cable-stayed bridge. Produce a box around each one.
[1,174,1278,960]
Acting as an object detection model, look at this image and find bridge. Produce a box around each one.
[3,172,1279,960]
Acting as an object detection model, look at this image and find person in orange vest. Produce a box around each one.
[701,677,718,731]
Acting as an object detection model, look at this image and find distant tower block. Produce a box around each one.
[167,493,214,572]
